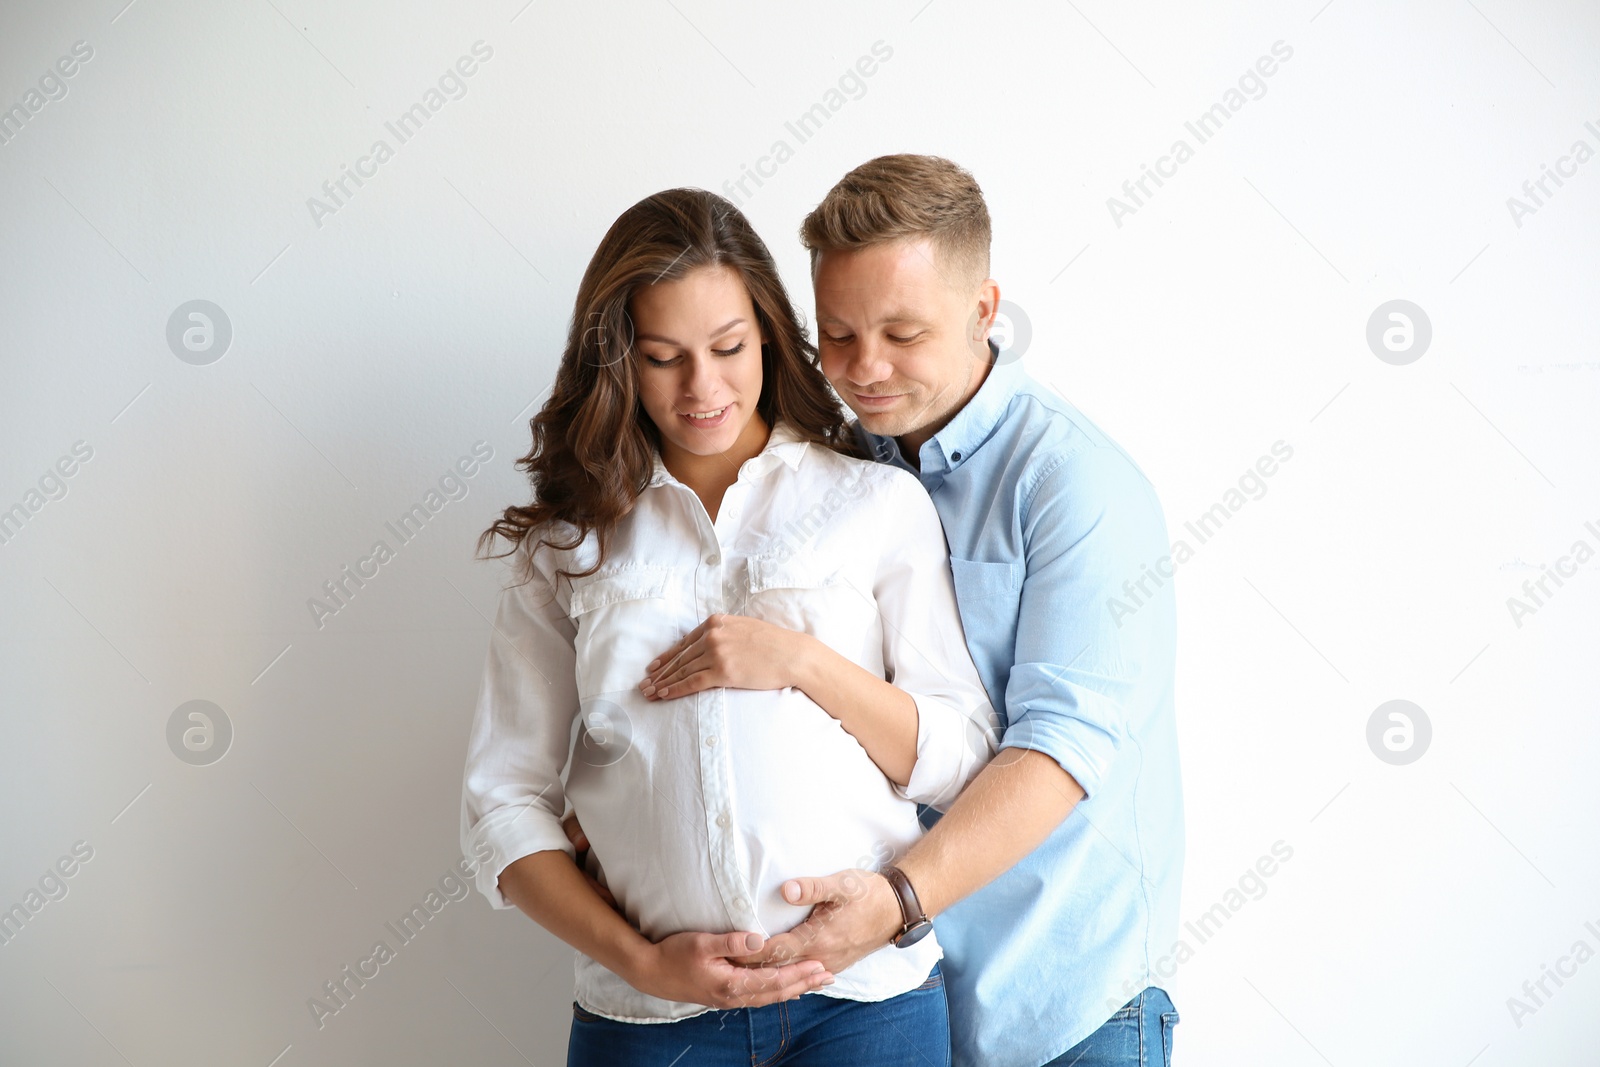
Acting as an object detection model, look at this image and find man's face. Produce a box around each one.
[813,238,995,447]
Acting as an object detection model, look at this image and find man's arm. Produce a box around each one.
[897,747,1083,916]
[739,444,1165,974]
[740,748,1081,973]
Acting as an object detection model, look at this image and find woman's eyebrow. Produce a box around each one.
[635,318,747,345]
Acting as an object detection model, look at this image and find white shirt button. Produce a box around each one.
[706,553,720,565]
[705,735,718,747]
[734,897,749,911]
[717,811,731,828]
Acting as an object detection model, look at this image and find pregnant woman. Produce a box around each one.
[459,188,995,1066]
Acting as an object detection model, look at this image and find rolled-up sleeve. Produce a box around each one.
[999,445,1173,800]
[458,556,581,909]
[872,471,1000,809]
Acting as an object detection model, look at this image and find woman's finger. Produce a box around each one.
[649,654,722,699]
[584,872,618,910]
[643,643,713,694]
[645,637,690,679]
[717,959,833,1008]
[649,646,715,692]
[654,669,721,701]
[647,638,707,687]
[646,619,709,675]
[560,812,589,852]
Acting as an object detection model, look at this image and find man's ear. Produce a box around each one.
[969,279,1002,353]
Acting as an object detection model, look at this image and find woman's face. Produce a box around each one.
[630,264,767,462]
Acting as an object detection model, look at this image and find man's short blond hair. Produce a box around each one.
[800,154,991,291]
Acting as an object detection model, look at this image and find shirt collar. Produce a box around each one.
[859,339,1024,473]
[647,417,809,488]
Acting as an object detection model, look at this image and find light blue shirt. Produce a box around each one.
[856,348,1185,1067]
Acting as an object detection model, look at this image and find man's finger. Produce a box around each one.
[780,875,844,907]
[561,813,589,852]
[731,929,812,967]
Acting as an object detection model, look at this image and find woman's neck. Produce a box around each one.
[661,414,772,523]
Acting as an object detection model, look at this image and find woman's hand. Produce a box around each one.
[642,613,921,785]
[628,930,834,1009]
[640,615,811,700]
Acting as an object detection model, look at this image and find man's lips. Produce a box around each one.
[853,393,904,408]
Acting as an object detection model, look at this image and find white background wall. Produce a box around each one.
[2,0,1597,1063]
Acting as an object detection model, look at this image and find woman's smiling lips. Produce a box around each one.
[680,404,731,428]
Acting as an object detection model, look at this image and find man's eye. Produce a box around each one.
[712,342,746,357]
[888,333,920,344]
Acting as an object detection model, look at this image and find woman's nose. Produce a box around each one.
[683,352,719,398]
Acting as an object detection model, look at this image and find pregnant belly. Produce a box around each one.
[563,687,924,941]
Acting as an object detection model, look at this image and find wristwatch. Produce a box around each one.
[881,865,933,948]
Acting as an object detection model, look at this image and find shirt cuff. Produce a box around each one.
[895,693,998,810]
[996,662,1124,800]
[466,805,575,910]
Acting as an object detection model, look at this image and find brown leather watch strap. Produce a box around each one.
[881,864,932,947]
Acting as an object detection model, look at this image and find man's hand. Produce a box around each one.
[562,812,616,910]
[630,931,835,1009]
[640,615,808,700]
[732,869,903,976]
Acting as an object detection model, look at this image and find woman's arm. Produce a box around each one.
[639,472,996,795]
[864,472,1000,809]
[641,618,919,784]
[499,851,656,981]
[499,849,835,1008]
[463,558,834,1008]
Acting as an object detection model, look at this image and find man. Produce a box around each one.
[739,154,1186,1066]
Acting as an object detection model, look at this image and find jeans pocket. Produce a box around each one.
[1159,1009,1179,1064]
[1109,997,1140,1021]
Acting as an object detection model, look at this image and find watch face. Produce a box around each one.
[894,920,933,948]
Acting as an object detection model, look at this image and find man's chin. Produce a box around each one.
[850,407,908,438]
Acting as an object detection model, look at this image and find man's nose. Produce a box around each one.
[844,338,892,386]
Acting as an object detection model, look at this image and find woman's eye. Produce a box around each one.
[823,334,852,346]
[644,354,679,367]
[712,341,746,357]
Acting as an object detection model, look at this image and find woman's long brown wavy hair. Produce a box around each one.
[478,188,861,584]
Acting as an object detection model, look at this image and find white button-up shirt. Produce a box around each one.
[459,419,998,1023]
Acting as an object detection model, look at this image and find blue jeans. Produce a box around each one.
[1044,987,1179,1066]
[566,964,950,1066]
